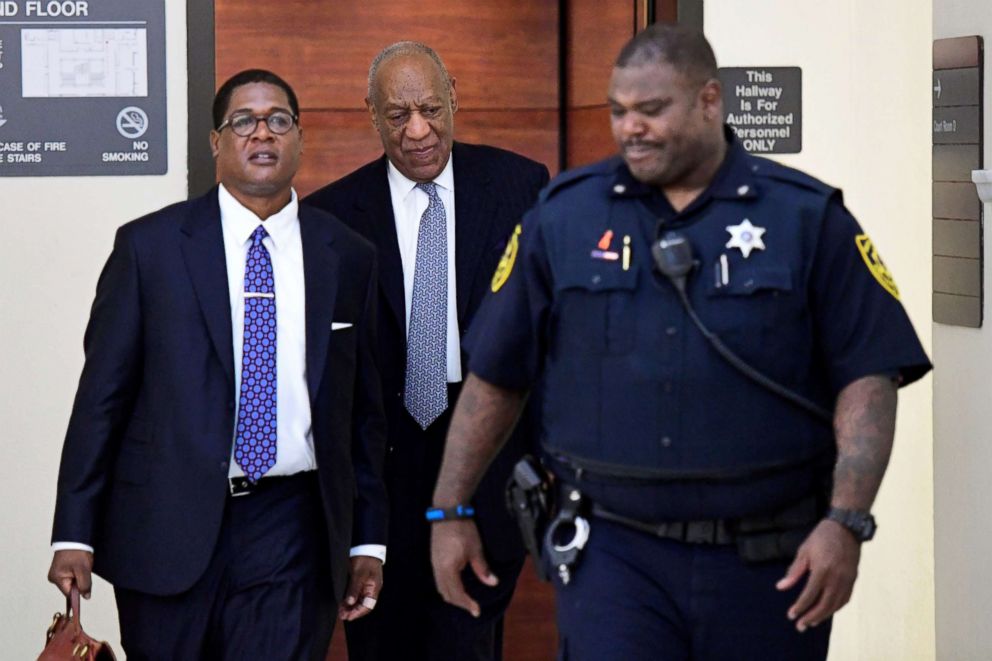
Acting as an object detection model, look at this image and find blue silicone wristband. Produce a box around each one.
[425,505,476,522]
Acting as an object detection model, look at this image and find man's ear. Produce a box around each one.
[699,78,723,122]
[365,98,379,131]
[209,129,220,158]
[449,77,458,113]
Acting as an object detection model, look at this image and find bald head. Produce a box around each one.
[367,41,451,108]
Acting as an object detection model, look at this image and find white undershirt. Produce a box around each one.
[386,156,463,383]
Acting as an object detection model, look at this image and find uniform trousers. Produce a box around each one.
[115,472,334,661]
[555,518,831,661]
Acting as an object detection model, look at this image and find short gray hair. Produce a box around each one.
[367,41,451,106]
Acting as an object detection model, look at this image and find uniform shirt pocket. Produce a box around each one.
[704,264,803,372]
[553,262,640,354]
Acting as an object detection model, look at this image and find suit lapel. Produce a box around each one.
[452,143,496,323]
[300,205,339,405]
[355,156,407,336]
[180,188,235,386]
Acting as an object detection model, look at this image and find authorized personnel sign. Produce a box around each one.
[719,66,802,154]
[0,0,166,176]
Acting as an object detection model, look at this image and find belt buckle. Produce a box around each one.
[229,476,253,497]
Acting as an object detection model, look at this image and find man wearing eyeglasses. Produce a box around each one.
[46,69,388,659]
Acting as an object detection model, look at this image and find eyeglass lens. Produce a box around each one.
[229,112,295,136]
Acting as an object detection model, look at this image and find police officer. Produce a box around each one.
[429,24,931,660]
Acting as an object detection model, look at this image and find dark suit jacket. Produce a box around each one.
[51,188,388,601]
[305,142,549,564]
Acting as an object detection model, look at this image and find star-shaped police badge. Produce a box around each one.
[725,219,766,258]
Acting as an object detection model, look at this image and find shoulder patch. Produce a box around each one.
[491,224,522,293]
[855,234,900,300]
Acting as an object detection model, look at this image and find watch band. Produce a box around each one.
[826,507,877,542]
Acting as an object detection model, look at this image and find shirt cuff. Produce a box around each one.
[52,542,94,554]
[349,544,386,564]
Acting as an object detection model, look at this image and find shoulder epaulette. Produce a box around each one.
[540,157,620,203]
[746,155,837,196]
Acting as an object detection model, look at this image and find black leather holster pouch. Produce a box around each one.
[505,455,554,580]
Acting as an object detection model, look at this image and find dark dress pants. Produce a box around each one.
[345,398,523,661]
[115,472,334,661]
[555,518,831,661]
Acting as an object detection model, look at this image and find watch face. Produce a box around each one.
[859,515,877,541]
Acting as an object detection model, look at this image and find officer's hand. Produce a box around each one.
[338,555,384,621]
[47,550,94,598]
[776,519,861,632]
[431,519,498,618]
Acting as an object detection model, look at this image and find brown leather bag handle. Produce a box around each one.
[66,586,82,634]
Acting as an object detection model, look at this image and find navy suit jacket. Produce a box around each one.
[51,188,388,601]
[305,142,549,563]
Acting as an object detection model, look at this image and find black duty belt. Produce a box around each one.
[228,471,315,497]
[591,504,736,545]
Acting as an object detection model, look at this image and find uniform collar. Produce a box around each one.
[608,126,759,205]
[218,183,299,249]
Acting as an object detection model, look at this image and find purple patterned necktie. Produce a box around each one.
[235,225,277,482]
[404,182,448,429]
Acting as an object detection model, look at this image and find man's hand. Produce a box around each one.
[430,519,498,618]
[338,556,384,621]
[48,550,93,598]
[776,519,861,631]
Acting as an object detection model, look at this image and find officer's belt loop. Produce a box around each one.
[590,504,736,545]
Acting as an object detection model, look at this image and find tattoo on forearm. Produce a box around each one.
[831,375,898,509]
[433,374,526,505]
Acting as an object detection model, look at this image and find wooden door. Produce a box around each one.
[212,2,682,658]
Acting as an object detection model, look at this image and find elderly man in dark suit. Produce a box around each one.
[47,69,388,660]
[305,41,549,661]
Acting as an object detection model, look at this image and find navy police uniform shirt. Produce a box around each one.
[468,131,931,521]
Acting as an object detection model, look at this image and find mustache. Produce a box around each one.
[621,140,664,150]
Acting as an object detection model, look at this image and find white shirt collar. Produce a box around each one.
[217,183,299,248]
[386,152,455,199]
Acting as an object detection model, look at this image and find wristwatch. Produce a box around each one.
[825,507,877,542]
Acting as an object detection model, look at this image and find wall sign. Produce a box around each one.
[0,0,166,176]
[719,66,801,154]
[932,35,984,328]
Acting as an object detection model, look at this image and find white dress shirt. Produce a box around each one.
[55,185,385,563]
[220,184,314,479]
[387,156,462,383]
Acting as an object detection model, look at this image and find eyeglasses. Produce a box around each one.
[217,111,298,137]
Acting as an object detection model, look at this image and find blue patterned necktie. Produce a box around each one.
[235,225,277,482]
[404,182,448,429]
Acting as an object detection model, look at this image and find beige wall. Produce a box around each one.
[932,2,992,660]
[0,3,188,656]
[706,2,935,659]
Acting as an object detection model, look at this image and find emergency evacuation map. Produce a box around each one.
[20,28,148,97]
